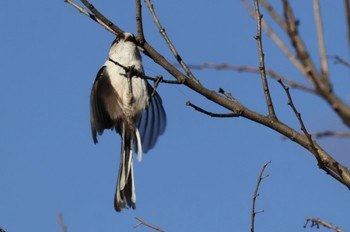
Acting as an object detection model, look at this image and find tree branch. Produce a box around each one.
[134,217,165,232]
[345,0,350,54]
[188,63,316,93]
[250,161,271,232]
[58,213,68,232]
[313,0,329,82]
[144,0,199,83]
[278,79,348,186]
[253,0,277,119]
[242,0,309,81]
[304,217,345,232]
[66,0,350,190]
[135,0,145,43]
[186,101,242,118]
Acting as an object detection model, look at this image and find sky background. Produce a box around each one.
[1,0,350,231]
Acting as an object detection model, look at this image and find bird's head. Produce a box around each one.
[108,32,140,61]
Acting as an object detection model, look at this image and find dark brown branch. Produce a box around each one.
[304,217,345,232]
[186,101,241,118]
[134,216,165,232]
[144,0,199,83]
[135,0,145,43]
[253,0,277,119]
[251,161,271,232]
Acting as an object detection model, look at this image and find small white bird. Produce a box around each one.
[90,32,166,212]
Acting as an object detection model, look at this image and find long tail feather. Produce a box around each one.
[115,124,136,212]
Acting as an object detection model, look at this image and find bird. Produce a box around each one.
[90,32,166,212]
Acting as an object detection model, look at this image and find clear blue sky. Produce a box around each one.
[1,1,350,231]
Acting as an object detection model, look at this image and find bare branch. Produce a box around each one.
[278,79,348,186]
[58,213,68,232]
[311,131,350,139]
[135,0,145,43]
[313,0,329,82]
[304,217,345,232]
[144,0,199,83]
[332,55,350,68]
[64,0,115,34]
[188,63,316,93]
[253,0,277,119]
[66,0,350,190]
[242,0,309,81]
[80,0,123,34]
[259,0,287,30]
[186,101,241,118]
[345,0,350,54]
[134,217,165,232]
[251,161,271,232]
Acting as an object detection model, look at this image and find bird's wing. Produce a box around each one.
[137,83,167,152]
[90,66,123,144]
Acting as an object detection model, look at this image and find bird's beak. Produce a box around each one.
[124,34,134,42]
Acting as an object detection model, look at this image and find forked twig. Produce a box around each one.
[134,216,165,232]
[251,161,271,232]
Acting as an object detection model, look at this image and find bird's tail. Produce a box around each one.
[114,124,138,212]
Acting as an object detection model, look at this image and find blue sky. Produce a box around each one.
[1,0,350,231]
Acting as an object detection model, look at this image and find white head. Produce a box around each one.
[108,32,141,63]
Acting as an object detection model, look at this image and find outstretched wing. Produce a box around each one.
[90,66,123,144]
[137,83,166,153]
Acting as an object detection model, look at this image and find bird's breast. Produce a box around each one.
[106,64,149,118]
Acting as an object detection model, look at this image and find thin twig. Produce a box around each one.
[313,0,329,82]
[331,55,350,68]
[188,63,316,93]
[259,0,287,30]
[278,79,347,185]
[311,131,350,139]
[58,213,68,232]
[345,0,350,54]
[144,0,199,83]
[242,0,308,81]
[186,101,241,118]
[64,0,116,34]
[251,161,271,232]
[304,217,345,232]
[134,216,165,232]
[253,0,277,119]
[80,0,124,35]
